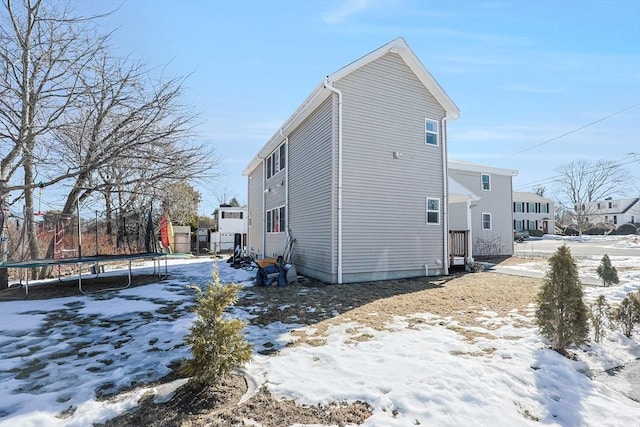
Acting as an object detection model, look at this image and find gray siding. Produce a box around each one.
[334,52,447,282]
[288,96,335,282]
[247,164,264,257]
[448,202,469,231]
[449,169,514,256]
[264,150,288,257]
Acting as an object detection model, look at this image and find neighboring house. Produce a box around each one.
[448,161,518,257]
[242,37,460,284]
[513,192,555,235]
[210,205,248,253]
[582,197,640,226]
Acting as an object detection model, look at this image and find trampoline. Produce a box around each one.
[1,252,168,298]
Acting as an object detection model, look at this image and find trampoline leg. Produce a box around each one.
[78,264,86,295]
[127,259,132,287]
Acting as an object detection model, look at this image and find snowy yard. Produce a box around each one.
[0,235,639,426]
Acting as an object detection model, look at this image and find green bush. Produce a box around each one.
[612,292,640,338]
[536,245,589,355]
[584,226,611,235]
[181,269,253,385]
[589,295,611,343]
[528,229,544,237]
[596,254,619,287]
[611,223,639,235]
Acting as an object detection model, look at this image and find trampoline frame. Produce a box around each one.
[1,252,168,298]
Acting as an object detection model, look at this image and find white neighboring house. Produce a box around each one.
[513,192,555,235]
[211,205,248,253]
[448,160,518,257]
[583,197,640,226]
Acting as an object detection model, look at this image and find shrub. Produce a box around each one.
[181,268,253,385]
[612,293,640,338]
[611,223,639,235]
[595,254,619,287]
[584,226,611,235]
[529,229,544,237]
[536,245,589,355]
[589,295,611,343]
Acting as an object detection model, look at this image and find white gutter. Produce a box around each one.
[323,78,343,284]
[442,117,449,275]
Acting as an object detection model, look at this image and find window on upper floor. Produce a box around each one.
[482,213,492,230]
[514,202,524,213]
[425,119,439,146]
[527,202,536,213]
[481,173,491,191]
[541,203,549,214]
[426,198,440,224]
[266,143,286,180]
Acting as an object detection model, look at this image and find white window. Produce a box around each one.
[514,219,523,231]
[527,202,536,213]
[514,202,524,213]
[425,119,439,146]
[266,206,286,233]
[541,203,549,214]
[266,143,286,179]
[481,173,491,191]
[482,213,492,230]
[426,198,440,224]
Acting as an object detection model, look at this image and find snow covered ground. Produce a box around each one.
[0,236,639,427]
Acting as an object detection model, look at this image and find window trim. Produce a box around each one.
[266,142,286,180]
[426,197,440,225]
[481,173,491,191]
[425,118,439,146]
[266,206,286,233]
[482,212,492,230]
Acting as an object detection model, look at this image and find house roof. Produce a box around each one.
[448,160,518,177]
[513,192,554,204]
[242,37,460,176]
[449,177,481,203]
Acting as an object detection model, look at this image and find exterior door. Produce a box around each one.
[542,221,548,234]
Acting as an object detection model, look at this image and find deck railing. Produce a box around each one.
[449,230,469,262]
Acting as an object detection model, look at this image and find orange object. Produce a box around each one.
[255,258,278,269]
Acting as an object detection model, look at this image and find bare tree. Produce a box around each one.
[555,159,628,235]
[38,51,218,272]
[0,1,219,283]
[533,185,546,197]
[0,0,108,283]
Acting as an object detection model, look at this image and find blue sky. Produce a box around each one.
[77,0,640,215]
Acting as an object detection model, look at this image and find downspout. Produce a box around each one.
[467,197,473,263]
[285,136,289,238]
[262,157,266,258]
[442,117,449,275]
[323,78,343,284]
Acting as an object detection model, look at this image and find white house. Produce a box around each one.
[513,192,555,235]
[583,197,640,226]
[211,205,248,253]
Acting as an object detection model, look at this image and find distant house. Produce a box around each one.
[242,37,460,284]
[448,161,518,257]
[210,205,248,253]
[583,197,640,226]
[513,192,555,235]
